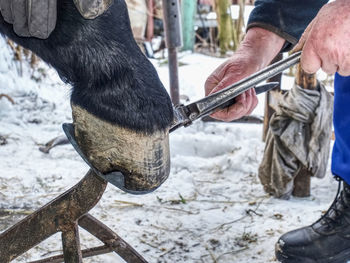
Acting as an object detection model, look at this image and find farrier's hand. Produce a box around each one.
[295,0,350,76]
[205,28,285,121]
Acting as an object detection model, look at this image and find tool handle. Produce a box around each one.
[189,51,301,120]
[169,52,301,133]
[216,82,279,112]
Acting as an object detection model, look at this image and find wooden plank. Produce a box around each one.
[292,63,317,198]
[146,0,154,41]
[262,53,283,141]
[292,167,311,197]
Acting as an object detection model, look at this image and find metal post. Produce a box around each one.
[0,170,148,263]
[162,0,183,105]
[0,170,106,263]
[168,48,180,104]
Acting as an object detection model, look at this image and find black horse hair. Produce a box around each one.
[0,0,174,133]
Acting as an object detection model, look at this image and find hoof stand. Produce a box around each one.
[71,104,170,193]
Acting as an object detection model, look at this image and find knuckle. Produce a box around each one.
[322,68,336,75]
[338,62,350,76]
[338,69,350,77]
[205,76,216,87]
[301,61,317,74]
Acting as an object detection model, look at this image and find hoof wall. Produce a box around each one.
[69,105,170,193]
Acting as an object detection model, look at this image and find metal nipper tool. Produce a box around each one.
[170,51,301,132]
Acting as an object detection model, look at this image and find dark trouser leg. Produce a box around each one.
[332,73,350,183]
[275,74,350,263]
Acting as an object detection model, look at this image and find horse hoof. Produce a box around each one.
[71,104,170,192]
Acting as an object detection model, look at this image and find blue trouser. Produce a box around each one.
[332,73,350,182]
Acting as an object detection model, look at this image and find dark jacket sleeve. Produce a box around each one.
[247,0,329,50]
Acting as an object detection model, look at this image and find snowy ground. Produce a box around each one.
[0,37,338,263]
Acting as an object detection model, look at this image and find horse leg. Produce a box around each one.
[0,0,173,193]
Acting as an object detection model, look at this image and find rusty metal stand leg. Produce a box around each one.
[0,170,148,263]
[79,214,147,263]
[26,214,148,263]
[0,170,105,262]
[62,224,83,263]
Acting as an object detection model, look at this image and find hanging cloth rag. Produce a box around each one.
[259,83,334,198]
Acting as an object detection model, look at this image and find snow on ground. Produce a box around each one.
[0,37,338,263]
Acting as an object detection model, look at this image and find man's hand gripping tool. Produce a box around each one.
[170,51,301,132]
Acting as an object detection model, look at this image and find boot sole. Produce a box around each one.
[276,246,350,263]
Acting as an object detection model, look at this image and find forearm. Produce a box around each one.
[238,27,285,70]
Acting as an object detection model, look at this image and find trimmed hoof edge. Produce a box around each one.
[71,104,170,192]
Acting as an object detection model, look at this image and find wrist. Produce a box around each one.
[238,27,285,69]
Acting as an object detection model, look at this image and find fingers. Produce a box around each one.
[295,18,332,74]
[296,17,324,74]
[204,61,232,96]
[321,60,339,75]
[204,52,261,122]
[302,38,340,74]
[205,74,220,96]
[300,40,322,74]
[234,88,258,116]
[338,59,350,76]
[246,88,259,115]
[210,88,258,122]
[296,5,348,75]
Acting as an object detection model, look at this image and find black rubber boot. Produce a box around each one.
[276,177,350,263]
